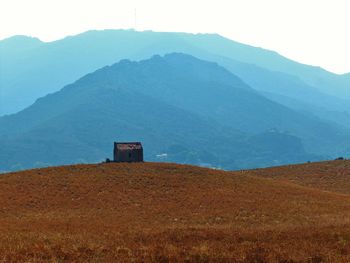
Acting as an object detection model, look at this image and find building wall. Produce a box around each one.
[113,146,143,162]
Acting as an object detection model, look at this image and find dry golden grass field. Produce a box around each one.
[1,161,350,262]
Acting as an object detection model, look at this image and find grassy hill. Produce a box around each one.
[1,161,350,261]
[248,159,350,195]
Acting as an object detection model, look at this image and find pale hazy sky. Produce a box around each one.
[1,0,349,74]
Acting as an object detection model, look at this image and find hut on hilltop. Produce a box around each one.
[113,142,143,162]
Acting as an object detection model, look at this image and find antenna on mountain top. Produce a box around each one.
[134,8,137,30]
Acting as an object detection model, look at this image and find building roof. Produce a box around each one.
[115,142,143,150]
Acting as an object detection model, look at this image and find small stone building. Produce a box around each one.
[113,142,143,162]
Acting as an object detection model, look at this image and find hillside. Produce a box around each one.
[248,159,350,195]
[3,53,339,172]
[187,33,350,98]
[212,56,350,127]
[1,161,350,261]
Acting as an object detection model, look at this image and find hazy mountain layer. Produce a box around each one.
[1,30,349,116]
[0,54,327,171]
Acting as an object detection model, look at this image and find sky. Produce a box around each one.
[1,0,349,74]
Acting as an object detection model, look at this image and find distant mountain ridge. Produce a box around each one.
[0,35,43,50]
[1,29,349,116]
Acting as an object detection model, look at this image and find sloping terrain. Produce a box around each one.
[212,55,350,125]
[2,53,334,172]
[0,88,248,170]
[248,159,350,195]
[1,161,350,262]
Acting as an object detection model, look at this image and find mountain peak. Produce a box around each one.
[0,35,43,49]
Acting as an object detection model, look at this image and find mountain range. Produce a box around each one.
[0,30,350,171]
[0,53,334,171]
[1,30,349,116]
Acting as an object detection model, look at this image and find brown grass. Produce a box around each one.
[1,161,350,262]
[247,159,350,195]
